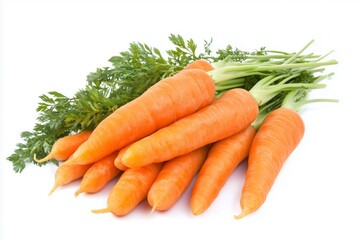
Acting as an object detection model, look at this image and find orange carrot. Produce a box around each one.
[121,88,259,168]
[48,163,93,195]
[74,151,121,197]
[191,126,256,215]
[147,145,210,211]
[34,130,92,163]
[113,145,130,171]
[183,59,214,71]
[235,107,305,219]
[92,163,163,216]
[65,62,215,166]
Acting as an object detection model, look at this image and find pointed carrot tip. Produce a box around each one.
[74,189,82,197]
[149,202,158,215]
[48,184,59,196]
[34,153,52,163]
[234,209,250,219]
[91,208,110,214]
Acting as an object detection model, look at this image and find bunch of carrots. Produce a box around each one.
[34,40,337,218]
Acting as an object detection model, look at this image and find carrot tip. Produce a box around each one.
[48,184,59,196]
[91,208,110,214]
[190,199,206,216]
[234,210,249,219]
[191,209,201,216]
[74,189,82,197]
[34,153,52,163]
[149,203,158,215]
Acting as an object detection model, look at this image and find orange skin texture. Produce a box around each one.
[65,64,215,167]
[183,59,214,72]
[49,163,93,195]
[191,126,256,215]
[75,151,121,196]
[114,145,130,171]
[35,130,92,163]
[236,107,305,219]
[147,145,211,211]
[121,88,259,168]
[99,163,163,216]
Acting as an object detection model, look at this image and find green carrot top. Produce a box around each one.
[7,35,337,172]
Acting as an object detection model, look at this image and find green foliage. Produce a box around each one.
[7,34,225,172]
[7,35,337,173]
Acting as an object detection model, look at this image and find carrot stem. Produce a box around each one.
[250,82,327,106]
[209,39,337,110]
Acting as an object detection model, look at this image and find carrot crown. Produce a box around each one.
[207,40,337,129]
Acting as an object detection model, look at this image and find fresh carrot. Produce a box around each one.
[191,126,256,215]
[65,62,215,166]
[234,107,305,219]
[183,59,214,71]
[48,163,93,195]
[34,130,92,163]
[121,88,259,168]
[92,163,163,216]
[113,145,130,171]
[74,151,121,197]
[147,145,210,212]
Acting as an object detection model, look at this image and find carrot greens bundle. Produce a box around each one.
[7,34,338,219]
[7,34,262,173]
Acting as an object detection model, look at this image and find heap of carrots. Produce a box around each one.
[35,40,337,219]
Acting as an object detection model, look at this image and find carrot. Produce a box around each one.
[147,145,210,211]
[234,107,305,219]
[48,163,93,195]
[183,59,214,71]
[190,126,256,215]
[121,88,259,168]
[34,130,92,163]
[74,151,121,197]
[113,145,130,171]
[65,62,215,166]
[92,163,163,216]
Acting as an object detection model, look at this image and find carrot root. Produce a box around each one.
[91,208,111,214]
[34,153,54,163]
[74,188,83,197]
[234,208,250,219]
[48,184,59,196]
[149,202,158,214]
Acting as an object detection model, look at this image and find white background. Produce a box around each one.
[1,0,360,239]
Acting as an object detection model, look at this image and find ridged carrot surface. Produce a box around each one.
[75,151,121,197]
[191,126,256,215]
[147,145,210,211]
[235,107,305,219]
[92,163,163,216]
[121,88,259,168]
[48,163,93,195]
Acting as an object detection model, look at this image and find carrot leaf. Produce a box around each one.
[7,36,337,173]
[7,34,219,172]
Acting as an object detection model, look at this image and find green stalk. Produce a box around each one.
[250,82,327,106]
[207,39,338,112]
[281,88,339,111]
[283,39,315,64]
